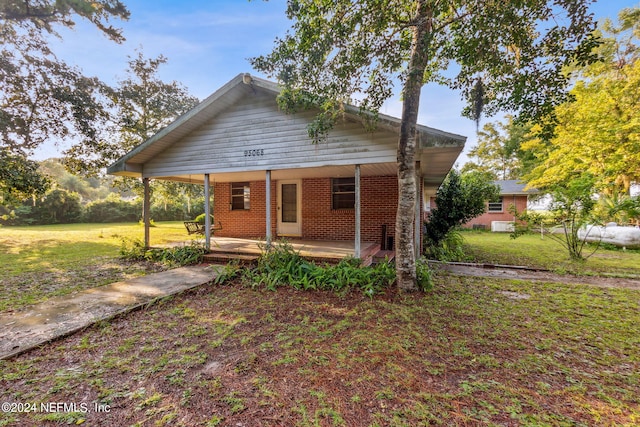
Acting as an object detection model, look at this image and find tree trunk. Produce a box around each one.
[396,1,432,291]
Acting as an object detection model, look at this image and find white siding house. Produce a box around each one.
[108,73,466,256]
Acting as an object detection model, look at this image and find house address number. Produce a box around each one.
[244,149,264,157]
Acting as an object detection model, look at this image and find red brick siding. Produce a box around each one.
[212,176,400,245]
[301,176,398,243]
[464,195,528,228]
[426,194,529,229]
[213,180,276,239]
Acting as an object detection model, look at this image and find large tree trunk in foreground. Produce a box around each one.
[396,1,431,291]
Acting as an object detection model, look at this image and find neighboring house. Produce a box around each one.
[464,180,538,231]
[107,73,466,257]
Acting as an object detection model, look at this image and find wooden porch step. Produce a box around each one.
[201,241,387,267]
[371,250,395,265]
[202,252,259,265]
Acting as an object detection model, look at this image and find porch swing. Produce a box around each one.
[183,174,222,235]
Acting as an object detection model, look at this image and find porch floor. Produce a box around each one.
[202,237,383,265]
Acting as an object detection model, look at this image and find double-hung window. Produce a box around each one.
[231,182,250,210]
[488,197,503,212]
[332,177,355,210]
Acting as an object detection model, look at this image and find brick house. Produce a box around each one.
[108,73,465,257]
[463,180,538,231]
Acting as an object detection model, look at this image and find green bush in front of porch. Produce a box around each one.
[214,240,434,295]
[120,237,207,267]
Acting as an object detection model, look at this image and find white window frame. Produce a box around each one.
[488,197,504,213]
[231,182,250,210]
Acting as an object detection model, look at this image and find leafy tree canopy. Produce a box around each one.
[0,0,129,42]
[0,0,129,204]
[0,28,112,155]
[1,0,130,155]
[253,0,600,130]
[252,0,599,290]
[61,51,201,214]
[461,115,534,181]
[523,7,640,195]
[63,51,200,175]
[0,148,50,203]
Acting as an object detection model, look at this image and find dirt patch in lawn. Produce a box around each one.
[433,262,640,291]
[0,258,167,313]
[2,276,639,426]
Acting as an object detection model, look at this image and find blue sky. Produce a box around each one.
[36,0,639,165]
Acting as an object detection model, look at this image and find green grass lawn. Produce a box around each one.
[0,222,199,312]
[0,221,198,276]
[1,223,639,425]
[461,230,640,277]
[1,277,638,426]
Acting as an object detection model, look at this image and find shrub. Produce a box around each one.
[213,240,437,295]
[150,202,190,221]
[424,229,466,262]
[425,170,500,248]
[3,189,84,225]
[223,240,398,297]
[34,189,83,224]
[84,198,141,223]
[119,238,206,267]
[416,257,434,291]
[212,260,242,285]
[0,204,37,225]
[119,238,147,261]
[155,242,207,266]
[194,213,214,224]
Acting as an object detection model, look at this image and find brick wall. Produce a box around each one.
[427,194,529,229]
[212,176,401,246]
[213,180,276,239]
[464,194,528,229]
[301,176,398,244]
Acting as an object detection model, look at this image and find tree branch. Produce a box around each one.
[1,0,58,21]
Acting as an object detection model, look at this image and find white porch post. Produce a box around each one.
[204,173,211,251]
[143,177,150,249]
[265,170,272,249]
[414,162,421,258]
[355,164,361,259]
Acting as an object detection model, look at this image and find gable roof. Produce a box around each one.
[107,73,466,193]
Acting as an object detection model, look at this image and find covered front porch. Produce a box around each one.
[107,73,466,263]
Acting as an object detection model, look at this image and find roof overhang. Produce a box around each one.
[107,73,466,193]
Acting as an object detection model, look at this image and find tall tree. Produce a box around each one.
[523,7,640,196]
[0,148,50,203]
[462,115,532,181]
[64,51,200,174]
[512,173,598,260]
[0,0,129,42]
[0,0,129,202]
[63,51,201,211]
[252,0,599,290]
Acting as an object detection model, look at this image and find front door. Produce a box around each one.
[277,179,302,236]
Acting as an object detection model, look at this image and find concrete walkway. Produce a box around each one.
[0,265,220,360]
